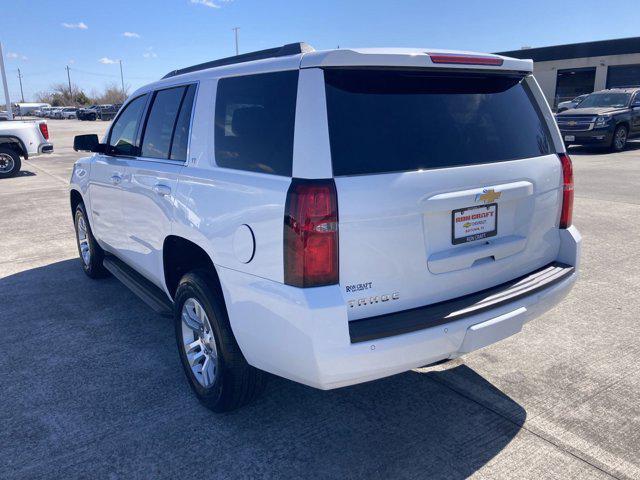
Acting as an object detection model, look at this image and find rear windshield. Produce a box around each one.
[324,69,553,176]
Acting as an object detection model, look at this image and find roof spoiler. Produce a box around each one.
[162,42,315,79]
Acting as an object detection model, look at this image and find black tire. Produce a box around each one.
[0,146,21,179]
[73,203,109,278]
[174,271,266,412]
[611,125,628,152]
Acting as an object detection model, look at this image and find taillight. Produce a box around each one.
[39,122,49,140]
[427,53,504,66]
[284,179,339,287]
[558,153,574,228]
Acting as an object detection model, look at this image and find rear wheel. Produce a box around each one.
[0,146,21,178]
[611,125,628,152]
[74,203,109,278]
[174,271,265,412]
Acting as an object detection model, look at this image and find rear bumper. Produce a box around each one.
[560,127,613,145]
[219,226,581,390]
[38,143,53,154]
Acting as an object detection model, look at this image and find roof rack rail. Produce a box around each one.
[162,42,315,79]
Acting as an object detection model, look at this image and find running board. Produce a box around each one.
[103,256,173,317]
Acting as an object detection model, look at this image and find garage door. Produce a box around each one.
[555,67,596,108]
[606,64,640,88]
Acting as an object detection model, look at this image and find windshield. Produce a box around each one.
[577,93,630,109]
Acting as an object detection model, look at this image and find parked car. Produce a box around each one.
[556,94,588,113]
[0,119,53,177]
[49,108,64,119]
[61,107,79,119]
[77,105,99,121]
[98,103,122,121]
[556,88,640,151]
[70,43,580,412]
[0,111,9,121]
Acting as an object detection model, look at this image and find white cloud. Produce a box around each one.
[99,57,117,64]
[68,59,76,64]
[143,47,158,59]
[62,21,88,30]
[123,32,141,38]
[189,0,220,8]
[6,52,27,61]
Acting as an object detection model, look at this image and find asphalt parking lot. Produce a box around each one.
[1,119,639,479]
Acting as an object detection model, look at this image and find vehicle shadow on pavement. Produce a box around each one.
[569,139,640,156]
[0,170,36,179]
[0,259,526,480]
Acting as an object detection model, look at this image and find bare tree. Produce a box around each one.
[92,83,130,104]
[35,83,90,106]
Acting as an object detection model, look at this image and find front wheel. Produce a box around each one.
[74,203,109,278]
[174,271,265,412]
[611,125,628,152]
[0,146,21,179]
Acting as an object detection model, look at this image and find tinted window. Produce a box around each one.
[324,69,553,176]
[577,92,631,109]
[170,84,196,161]
[108,95,147,156]
[141,86,185,159]
[214,71,298,176]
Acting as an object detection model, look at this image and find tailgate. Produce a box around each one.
[322,68,563,320]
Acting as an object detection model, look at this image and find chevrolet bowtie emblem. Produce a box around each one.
[568,121,577,126]
[477,189,501,203]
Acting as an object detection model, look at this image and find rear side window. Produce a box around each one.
[108,95,147,156]
[170,85,197,161]
[324,69,553,176]
[141,84,196,160]
[214,71,298,176]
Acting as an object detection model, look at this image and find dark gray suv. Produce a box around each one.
[556,88,640,151]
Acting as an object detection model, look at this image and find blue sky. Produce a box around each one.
[4,0,640,101]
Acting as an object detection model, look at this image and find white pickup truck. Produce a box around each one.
[70,43,580,412]
[0,120,53,177]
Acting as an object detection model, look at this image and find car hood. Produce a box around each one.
[558,106,627,116]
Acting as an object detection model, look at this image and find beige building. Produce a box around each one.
[498,37,640,109]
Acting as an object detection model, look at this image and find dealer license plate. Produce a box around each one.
[452,203,498,245]
[564,135,575,142]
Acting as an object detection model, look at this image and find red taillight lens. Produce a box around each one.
[284,179,339,287]
[559,153,574,228]
[39,122,49,140]
[428,53,504,66]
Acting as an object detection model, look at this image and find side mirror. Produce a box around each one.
[73,134,106,153]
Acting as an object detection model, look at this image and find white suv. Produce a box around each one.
[70,43,580,412]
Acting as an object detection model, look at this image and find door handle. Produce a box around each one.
[153,184,172,196]
[110,174,122,185]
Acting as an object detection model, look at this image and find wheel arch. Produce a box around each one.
[0,136,28,159]
[615,120,630,131]
[163,235,221,300]
[70,189,84,218]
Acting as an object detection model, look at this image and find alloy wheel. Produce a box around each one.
[76,215,91,266]
[181,298,218,388]
[0,153,15,174]
[615,128,627,150]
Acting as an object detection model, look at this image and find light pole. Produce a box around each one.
[0,42,12,120]
[232,27,240,55]
[119,60,125,100]
[66,65,72,99]
[17,67,24,102]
